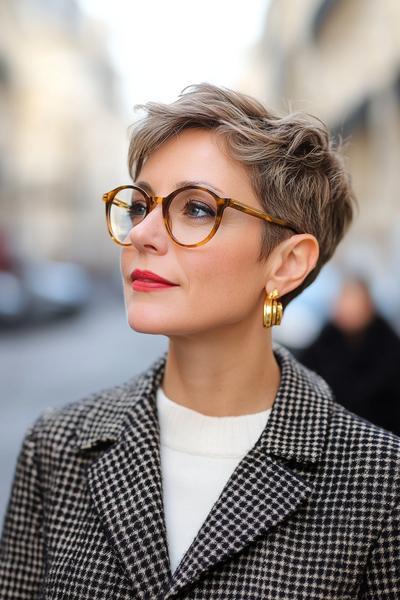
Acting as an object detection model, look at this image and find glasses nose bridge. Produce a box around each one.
[137,195,166,235]
[149,195,165,211]
[143,195,165,224]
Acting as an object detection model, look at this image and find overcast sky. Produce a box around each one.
[78,0,269,109]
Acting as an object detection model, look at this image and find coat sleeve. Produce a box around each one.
[359,501,400,599]
[0,420,45,599]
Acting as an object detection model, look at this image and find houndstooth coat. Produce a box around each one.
[1,344,400,599]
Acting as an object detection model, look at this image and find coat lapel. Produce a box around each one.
[78,357,173,599]
[75,344,334,599]
[164,344,334,598]
[164,452,312,599]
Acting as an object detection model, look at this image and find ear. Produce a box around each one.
[265,234,320,297]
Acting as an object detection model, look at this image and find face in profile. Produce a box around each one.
[120,128,273,338]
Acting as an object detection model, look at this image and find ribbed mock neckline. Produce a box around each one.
[156,386,272,459]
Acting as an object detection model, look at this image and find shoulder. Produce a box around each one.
[28,353,166,455]
[31,378,135,436]
[291,354,400,526]
[329,399,400,465]
[286,345,400,493]
[324,393,400,510]
[299,352,400,469]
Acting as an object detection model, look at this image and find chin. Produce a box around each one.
[125,305,178,336]
[127,315,165,335]
[126,312,210,338]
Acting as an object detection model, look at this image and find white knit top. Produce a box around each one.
[156,386,272,574]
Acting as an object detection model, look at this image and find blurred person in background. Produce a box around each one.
[1,84,399,599]
[299,275,400,436]
[0,231,14,272]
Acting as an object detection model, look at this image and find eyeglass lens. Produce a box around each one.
[109,187,218,246]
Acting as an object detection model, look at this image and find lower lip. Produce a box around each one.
[131,280,178,292]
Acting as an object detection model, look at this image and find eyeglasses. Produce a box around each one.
[102,184,301,248]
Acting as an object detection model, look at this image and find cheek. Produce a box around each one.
[120,248,142,313]
[119,230,267,335]
[120,250,131,289]
[181,237,265,319]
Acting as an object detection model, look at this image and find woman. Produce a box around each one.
[1,83,399,599]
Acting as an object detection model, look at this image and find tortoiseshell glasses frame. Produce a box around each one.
[102,184,301,248]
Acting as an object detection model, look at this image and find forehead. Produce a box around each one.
[138,128,255,201]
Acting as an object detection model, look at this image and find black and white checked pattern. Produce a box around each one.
[1,343,399,599]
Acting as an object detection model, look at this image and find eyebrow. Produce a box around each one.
[135,179,225,196]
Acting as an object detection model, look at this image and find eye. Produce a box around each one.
[127,199,148,225]
[182,199,216,219]
[129,200,147,217]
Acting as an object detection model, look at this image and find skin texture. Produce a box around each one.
[120,128,319,416]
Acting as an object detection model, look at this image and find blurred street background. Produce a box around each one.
[1,0,400,521]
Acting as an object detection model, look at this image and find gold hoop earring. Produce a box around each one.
[263,289,283,328]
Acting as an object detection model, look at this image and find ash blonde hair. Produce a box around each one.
[128,83,357,307]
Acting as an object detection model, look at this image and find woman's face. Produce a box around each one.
[120,128,272,336]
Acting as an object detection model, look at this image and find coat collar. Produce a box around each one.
[76,343,334,465]
[75,344,335,599]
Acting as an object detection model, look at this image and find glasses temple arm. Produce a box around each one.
[227,199,300,233]
[102,193,129,210]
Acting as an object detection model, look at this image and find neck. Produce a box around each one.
[162,319,281,417]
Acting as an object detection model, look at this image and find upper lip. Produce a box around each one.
[131,269,178,285]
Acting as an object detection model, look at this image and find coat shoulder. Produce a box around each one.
[28,353,166,454]
[331,399,400,458]
[28,376,137,450]
[295,349,400,466]
[291,348,400,503]
[327,400,400,504]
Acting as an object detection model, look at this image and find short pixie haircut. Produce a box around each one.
[128,83,357,308]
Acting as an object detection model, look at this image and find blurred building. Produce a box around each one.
[0,0,129,272]
[247,0,400,240]
[241,0,400,328]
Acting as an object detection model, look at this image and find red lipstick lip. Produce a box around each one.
[130,269,177,286]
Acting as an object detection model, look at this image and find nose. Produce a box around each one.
[128,201,169,254]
